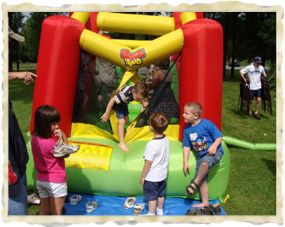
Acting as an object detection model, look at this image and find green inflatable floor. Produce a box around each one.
[25,133,230,201]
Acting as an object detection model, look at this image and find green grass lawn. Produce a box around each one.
[13,63,37,68]
[8,68,276,215]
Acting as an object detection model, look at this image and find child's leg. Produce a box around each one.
[118,118,129,152]
[148,200,157,214]
[195,162,209,184]
[39,197,50,215]
[50,196,66,215]
[157,197,165,209]
[193,180,209,207]
[187,161,209,194]
[156,197,165,215]
[156,179,166,215]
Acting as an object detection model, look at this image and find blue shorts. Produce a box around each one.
[143,179,166,201]
[195,150,223,182]
[113,104,129,119]
[250,89,262,101]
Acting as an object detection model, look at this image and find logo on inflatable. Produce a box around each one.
[120,48,146,68]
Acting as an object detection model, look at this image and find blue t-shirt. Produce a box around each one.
[182,119,223,156]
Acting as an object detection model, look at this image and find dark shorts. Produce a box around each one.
[250,89,262,101]
[113,104,129,119]
[195,150,223,182]
[143,179,166,201]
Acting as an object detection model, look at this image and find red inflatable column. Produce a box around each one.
[30,16,85,137]
[179,19,223,141]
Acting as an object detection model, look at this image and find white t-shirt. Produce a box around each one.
[143,135,169,182]
[240,65,266,90]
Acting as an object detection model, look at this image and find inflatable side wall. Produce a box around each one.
[179,19,223,140]
[30,16,85,137]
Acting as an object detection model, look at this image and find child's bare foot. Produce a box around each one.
[193,202,209,208]
[119,143,129,152]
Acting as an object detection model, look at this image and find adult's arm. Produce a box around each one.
[9,71,38,84]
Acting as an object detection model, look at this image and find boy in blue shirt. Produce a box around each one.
[182,102,223,207]
[101,82,149,152]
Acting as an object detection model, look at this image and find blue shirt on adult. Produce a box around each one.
[182,118,223,157]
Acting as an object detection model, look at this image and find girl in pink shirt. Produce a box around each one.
[31,105,69,215]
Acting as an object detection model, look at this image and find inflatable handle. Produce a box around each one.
[223,136,276,151]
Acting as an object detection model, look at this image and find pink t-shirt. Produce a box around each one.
[31,136,67,183]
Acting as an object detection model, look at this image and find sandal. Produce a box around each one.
[123,197,136,209]
[200,206,211,215]
[209,203,221,215]
[85,201,98,213]
[70,195,82,205]
[186,179,198,195]
[185,208,203,215]
[134,203,145,215]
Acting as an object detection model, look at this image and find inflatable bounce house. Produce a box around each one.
[25,12,231,201]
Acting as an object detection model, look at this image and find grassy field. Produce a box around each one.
[8,68,276,215]
[12,63,37,68]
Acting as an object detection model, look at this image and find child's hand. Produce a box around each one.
[208,145,217,155]
[183,163,190,175]
[142,101,149,108]
[140,176,146,186]
[100,112,110,122]
[54,129,64,137]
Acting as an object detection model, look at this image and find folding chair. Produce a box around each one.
[238,81,250,115]
[261,77,272,115]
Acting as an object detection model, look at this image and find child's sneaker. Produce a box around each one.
[53,143,80,158]
[53,134,80,157]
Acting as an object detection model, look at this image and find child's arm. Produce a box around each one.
[183,147,191,175]
[140,160,153,186]
[208,137,223,155]
[100,96,116,122]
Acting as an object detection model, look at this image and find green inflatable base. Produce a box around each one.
[25,133,230,201]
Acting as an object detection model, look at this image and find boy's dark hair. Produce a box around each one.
[133,82,149,98]
[149,112,169,133]
[33,105,61,139]
[154,58,170,69]
[185,102,202,118]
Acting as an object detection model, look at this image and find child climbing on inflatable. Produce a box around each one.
[182,102,223,207]
[100,82,149,152]
[31,105,79,215]
[140,113,169,215]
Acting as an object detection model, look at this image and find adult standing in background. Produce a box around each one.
[95,30,117,109]
[239,56,267,120]
[8,26,37,215]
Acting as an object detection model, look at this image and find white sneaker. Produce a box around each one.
[27,193,40,205]
[156,207,163,215]
[53,143,80,157]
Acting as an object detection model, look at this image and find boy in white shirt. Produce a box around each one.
[140,113,169,215]
[239,56,267,119]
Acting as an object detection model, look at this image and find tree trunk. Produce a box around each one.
[16,42,20,72]
[230,13,238,78]
[223,13,229,78]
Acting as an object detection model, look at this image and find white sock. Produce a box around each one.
[146,212,155,215]
[156,207,163,215]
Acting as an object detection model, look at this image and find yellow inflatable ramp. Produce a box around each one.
[65,141,113,171]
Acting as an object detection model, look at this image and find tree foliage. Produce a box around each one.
[206,12,276,79]
[10,11,276,84]
[19,12,66,63]
[8,12,25,71]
